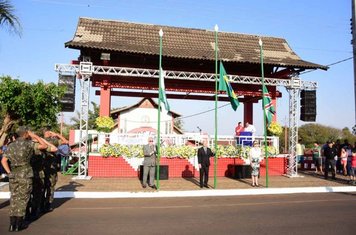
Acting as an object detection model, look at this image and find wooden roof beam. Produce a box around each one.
[95,90,261,103]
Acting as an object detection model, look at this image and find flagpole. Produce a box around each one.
[214,24,219,189]
[259,38,269,188]
[157,29,163,190]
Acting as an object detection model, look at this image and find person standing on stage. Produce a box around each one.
[1,127,47,232]
[235,122,244,136]
[244,122,256,135]
[142,137,157,189]
[197,139,214,188]
[249,141,263,187]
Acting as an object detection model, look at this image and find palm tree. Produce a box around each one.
[0,0,21,36]
[70,102,100,130]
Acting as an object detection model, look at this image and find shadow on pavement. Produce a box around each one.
[299,170,352,185]
[183,177,200,187]
[0,200,9,209]
[24,180,85,228]
[55,180,84,208]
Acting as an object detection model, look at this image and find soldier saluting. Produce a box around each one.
[27,136,58,220]
[1,126,47,232]
[42,128,68,212]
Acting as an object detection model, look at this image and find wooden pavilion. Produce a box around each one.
[65,17,327,124]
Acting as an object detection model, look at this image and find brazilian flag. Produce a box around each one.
[219,62,239,111]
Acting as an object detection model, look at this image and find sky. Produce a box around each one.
[0,0,353,136]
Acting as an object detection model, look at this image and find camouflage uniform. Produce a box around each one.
[28,148,46,217]
[43,137,60,210]
[3,137,37,217]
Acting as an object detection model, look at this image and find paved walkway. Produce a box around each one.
[1,171,355,198]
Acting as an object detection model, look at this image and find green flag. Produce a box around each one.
[219,62,239,111]
[262,84,275,126]
[159,68,170,112]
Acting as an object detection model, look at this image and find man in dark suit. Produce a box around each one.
[197,139,214,188]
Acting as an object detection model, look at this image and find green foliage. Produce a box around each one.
[341,127,356,143]
[0,0,22,36]
[0,76,65,130]
[282,124,356,148]
[298,123,342,147]
[70,102,99,129]
[173,118,184,131]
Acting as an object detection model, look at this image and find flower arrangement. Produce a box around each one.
[175,145,197,159]
[262,145,279,156]
[267,121,283,136]
[98,144,279,159]
[99,144,143,158]
[95,116,115,133]
[213,145,242,158]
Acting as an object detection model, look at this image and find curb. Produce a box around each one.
[1,186,355,199]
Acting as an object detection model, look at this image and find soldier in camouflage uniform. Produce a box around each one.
[27,148,45,220]
[28,138,58,220]
[42,129,68,212]
[1,126,47,232]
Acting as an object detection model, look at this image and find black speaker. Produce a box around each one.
[139,165,169,181]
[300,90,316,122]
[58,74,76,112]
[234,165,251,179]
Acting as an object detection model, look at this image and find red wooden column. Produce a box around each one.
[99,59,111,117]
[243,101,253,124]
[99,83,111,117]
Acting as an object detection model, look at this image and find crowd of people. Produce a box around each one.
[0,126,69,232]
[299,139,356,184]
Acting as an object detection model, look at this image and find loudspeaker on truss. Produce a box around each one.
[300,90,316,122]
[58,74,76,112]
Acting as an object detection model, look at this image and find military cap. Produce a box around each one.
[16,126,29,136]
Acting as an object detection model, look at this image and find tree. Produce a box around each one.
[173,118,184,131]
[298,123,350,148]
[0,0,21,36]
[70,102,99,130]
[0,76,65,146]
[277,124,356,152]
[341,127,355,142]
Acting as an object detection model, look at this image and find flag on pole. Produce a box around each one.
[219,62,239,111]
[159,68,170,112]
[262,84,275,126]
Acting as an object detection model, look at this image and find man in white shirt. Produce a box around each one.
[244,122,256,146]
[244,122,256,134]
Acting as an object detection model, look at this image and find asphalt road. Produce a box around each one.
[0,193,355,235]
